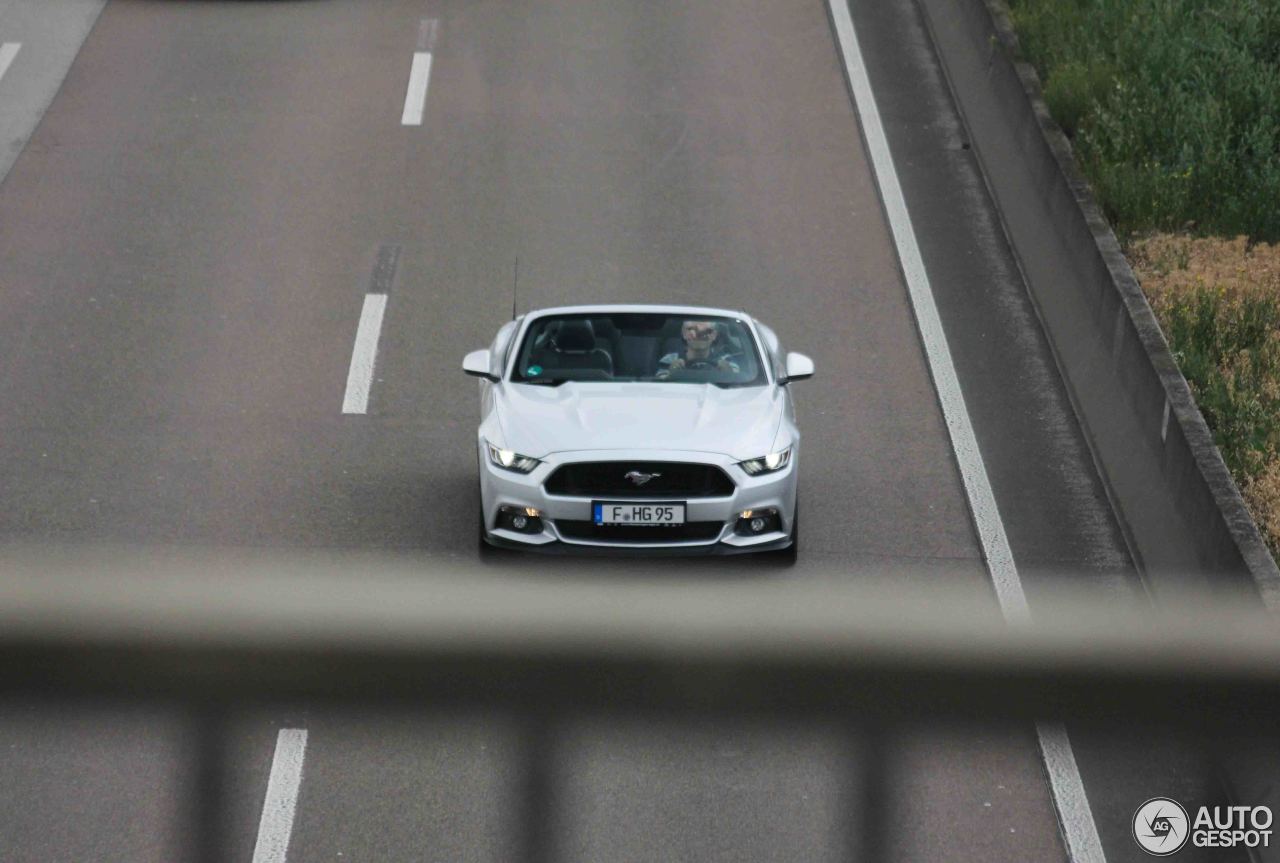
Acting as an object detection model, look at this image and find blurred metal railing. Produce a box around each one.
[2,550,1278,861]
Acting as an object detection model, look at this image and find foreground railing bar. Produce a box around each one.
[4,566,1280,724]
[5,644,1280,729]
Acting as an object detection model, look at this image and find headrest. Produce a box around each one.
[556,320,596,352]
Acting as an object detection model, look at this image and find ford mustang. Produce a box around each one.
[464,305,813,556]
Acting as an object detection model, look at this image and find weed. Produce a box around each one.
[1131,234,1280,553]
[1008,0,1280,241]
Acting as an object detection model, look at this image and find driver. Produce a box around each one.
[655,320,740,379]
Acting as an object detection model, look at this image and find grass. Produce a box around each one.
[1006,0,1280,557]
[1008,0,1280,241]
[1130,236,1280,551]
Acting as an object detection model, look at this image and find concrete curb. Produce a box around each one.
[917,0,1280,607]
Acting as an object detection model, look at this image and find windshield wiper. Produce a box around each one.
[520,378,568,387]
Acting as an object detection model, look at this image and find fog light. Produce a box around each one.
[735,507,780,536]
[498,505,542,534]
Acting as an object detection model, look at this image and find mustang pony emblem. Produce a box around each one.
[625,470,661,486]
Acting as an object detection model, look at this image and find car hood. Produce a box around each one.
[495,382,785,460]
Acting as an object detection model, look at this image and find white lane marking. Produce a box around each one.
[251,728,308,863]
[826,2,1106,861]
[0,43,21,84]
[401,52,433,126]
[827,0,1026,623]
[417,17,440,52]
[342,294,389,414]
[1038,722,1105,863]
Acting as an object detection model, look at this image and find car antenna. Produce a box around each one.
[511,257,519,321]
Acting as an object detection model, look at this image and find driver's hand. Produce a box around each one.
[716,357,732,371]
[669,358,686,370]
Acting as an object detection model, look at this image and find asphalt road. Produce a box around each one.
[0,0,1239,861]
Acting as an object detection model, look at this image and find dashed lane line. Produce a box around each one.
[341,244,400,415]
[342,293,389,415]
[251,728,308,863]
[401,19,438,126]
[0,43,20,84]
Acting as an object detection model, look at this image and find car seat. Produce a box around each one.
[534,319,613,376]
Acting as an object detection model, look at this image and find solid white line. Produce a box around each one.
[342,294,388,415]
[0,43,21,84]
[251,728,308,863]
[826,0,1026,623]
[825,2,1105,861]
[401,51,433,126]
[1038,722,1106,863]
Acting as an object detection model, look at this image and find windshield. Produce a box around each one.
[510,313,767,386]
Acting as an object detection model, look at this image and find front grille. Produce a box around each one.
[556,520,724,543]
[544,462,735,498]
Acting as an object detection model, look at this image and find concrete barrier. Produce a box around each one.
[916,0,1280,606]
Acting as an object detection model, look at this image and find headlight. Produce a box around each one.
[486,441,541,474]
[738,447,792,476]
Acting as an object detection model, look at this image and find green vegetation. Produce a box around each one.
[1008,0,1280,240]
[1133,237,1280,475]
[1132,236,1280,550]
[1164,290,1280,477]
[1006,1,1280,555]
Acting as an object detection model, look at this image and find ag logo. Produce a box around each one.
[1134,798,1190,856]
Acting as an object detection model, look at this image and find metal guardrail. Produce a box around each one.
[2,550,1279,861]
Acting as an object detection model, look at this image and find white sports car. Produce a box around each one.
[464,304,813,557]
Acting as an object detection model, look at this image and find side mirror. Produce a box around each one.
[463,349,498,381]
[782,352,814,383]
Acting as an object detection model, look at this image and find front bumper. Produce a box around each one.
[479,447,797,553]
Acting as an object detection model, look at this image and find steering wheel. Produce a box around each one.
[701,351,745,367]
[674,351,745,373]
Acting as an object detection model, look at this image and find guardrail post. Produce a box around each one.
[189,706,227,863]
[518,713,556,863]
[849,723,891,863]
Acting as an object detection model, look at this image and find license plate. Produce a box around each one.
[593,501,686,526]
